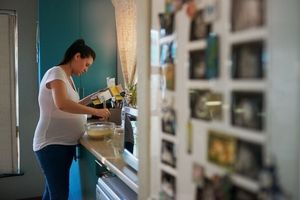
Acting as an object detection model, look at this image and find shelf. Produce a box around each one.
[187,79,226,90]
[159,33,176,45]
[205,162,259,192]
[231,174,260,192]
[186,40,206,51]
[229,28,268,44]
[160,163,178,176]
[228,80,267,91]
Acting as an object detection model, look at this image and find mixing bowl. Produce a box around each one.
[85,122,115,139]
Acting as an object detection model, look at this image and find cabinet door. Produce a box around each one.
[79,0,117,96]
[38,0,80,81]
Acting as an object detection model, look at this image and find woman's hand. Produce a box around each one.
[93,108,111,121]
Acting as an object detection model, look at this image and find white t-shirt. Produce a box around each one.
[33,66,87,151]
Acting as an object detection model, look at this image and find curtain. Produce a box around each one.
[0,11,19,175]
[111,0,137,89]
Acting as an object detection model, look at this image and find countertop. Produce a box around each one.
[80,133,139,193]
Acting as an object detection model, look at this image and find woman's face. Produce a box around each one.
[71,53,94,76]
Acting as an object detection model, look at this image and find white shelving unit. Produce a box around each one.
[148,0,300,199]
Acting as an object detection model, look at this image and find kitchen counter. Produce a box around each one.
[79,133,139,193]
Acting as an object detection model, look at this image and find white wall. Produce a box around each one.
[0,0,44,199]
[268,0,300,198]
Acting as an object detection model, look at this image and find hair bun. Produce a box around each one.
[74,39,85,46]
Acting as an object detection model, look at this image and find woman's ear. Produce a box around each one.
[74,52,81,60]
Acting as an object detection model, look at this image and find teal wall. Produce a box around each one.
[38,0,117,199]
[38,0,117,96]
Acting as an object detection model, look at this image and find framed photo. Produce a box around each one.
[161,105,176,135]
[231,0,265,31]
[189,90,223,121]
[161,140,177,168]
[192,163,205,186]
[165,63,175,91]
[190,10,210,41]
[189,50,206,79]
[207,130,237,168]
[232,41,265,79]
[231,91,264,130]
[234,140,263,180]
[161,171,176,200]
[232,185,258,200]
[195,180,214,200]
[159,13,175,37]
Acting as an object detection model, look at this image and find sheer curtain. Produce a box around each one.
[0,11,19,175]
[111,0,137,89]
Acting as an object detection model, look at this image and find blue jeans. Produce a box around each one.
[35,144,76,200]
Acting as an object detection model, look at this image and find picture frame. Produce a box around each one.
[207,130,237,168]
[189,49,206,79]
[159,13,175,37]
[231,0,265,32]
[234,140,263,180]
[190,10,210,41]
[232,41,265,79]
[192,163,205,186]
[231,91,264,131]
[161,140,177,168]
[161,104,176,135]
[189,89,223,121]
[161,171,176,200]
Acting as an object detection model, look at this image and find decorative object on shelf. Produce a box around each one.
[232,185,258,199]
[231,40,265,79]
[186,120,193,154]
[124,83,137,108]
[205,33,219,79]
[195,174,234,200]
[189,90,223,121]
[234,139,263,180]
[160,41,177,65]
[231,91,264,131]
[208,130,237,168]
[186,0,197,18]
[161,139,177,168]
[231,0,265,31]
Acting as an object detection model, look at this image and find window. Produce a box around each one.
[0,10,20,176]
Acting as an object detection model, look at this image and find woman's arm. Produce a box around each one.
[48,79,110,119]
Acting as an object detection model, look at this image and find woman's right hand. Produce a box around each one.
[93,108,111,121]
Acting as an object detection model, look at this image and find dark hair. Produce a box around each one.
[58,39,96,65]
